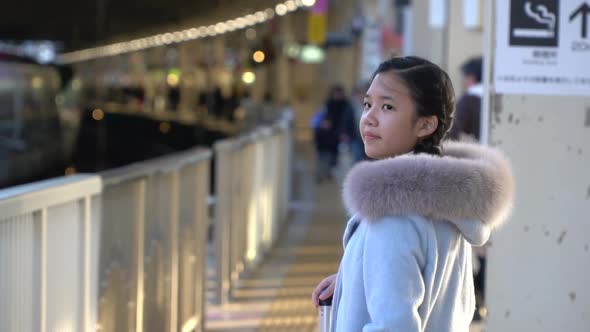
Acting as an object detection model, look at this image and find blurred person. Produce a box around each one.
[198,86,224,118]
[167,86,181,111]
[279,98,295,127]
[235,90,259,130]
[260,92,276,124]
[311,105,330,182]
[125,85,145,111]
[312,85,352,182]
[449,56,483,141]
[311,56,514,331]
[223,86,241,122]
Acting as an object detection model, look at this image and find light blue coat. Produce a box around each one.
[331,142,514,331]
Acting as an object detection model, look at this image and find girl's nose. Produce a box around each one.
[362,107,377,127]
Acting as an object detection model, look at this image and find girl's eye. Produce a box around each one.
[383,104,394,111]
[363,102,371,110]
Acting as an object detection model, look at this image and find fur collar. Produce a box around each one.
[342,142,514,229]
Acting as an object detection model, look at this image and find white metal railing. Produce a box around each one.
[0,117,292,331]
[0,148,211,332]
[0,175,102,332]
[97,147,211,332]
[213,119,292,305]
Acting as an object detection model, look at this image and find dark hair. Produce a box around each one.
[328,84,346,99]
[370,56,455,155]
[461,56,483,83]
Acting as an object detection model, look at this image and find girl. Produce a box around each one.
[311,56,514,331]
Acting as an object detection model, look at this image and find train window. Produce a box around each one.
[20,67,58,145]
[0,77,15,139]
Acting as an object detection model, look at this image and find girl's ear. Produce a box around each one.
[416,115,438,139]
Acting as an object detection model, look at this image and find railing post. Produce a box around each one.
[230,142,247,289]
[214,142,232,306]
[135,180,146,332]
[195,160,210,332]
[169,171,180,332]
[82,196,92,332]
[40,208,48,332]
[272,131,280,241]
[251,135,264,266]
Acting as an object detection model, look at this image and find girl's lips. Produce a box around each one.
[363,134,380,142]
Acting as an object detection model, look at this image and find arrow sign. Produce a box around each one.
[569,2,590,39]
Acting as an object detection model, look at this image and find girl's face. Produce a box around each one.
[360,72,437,159]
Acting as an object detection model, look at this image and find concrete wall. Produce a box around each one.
[446,0,484,95]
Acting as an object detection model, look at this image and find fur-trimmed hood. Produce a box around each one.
[342,141,514,245]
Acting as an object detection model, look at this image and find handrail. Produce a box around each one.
[100,147,212,186]
[0,174,101,219]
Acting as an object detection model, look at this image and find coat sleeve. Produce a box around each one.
[362,217,426,332]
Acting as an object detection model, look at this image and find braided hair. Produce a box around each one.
[370,56,455,155]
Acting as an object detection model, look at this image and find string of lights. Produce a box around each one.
[58,0,316,64]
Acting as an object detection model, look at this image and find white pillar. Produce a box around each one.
[446,0,484,94]
[483,1,590,331]
[408,0,446,67]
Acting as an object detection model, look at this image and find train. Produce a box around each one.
[0,53,78,188]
